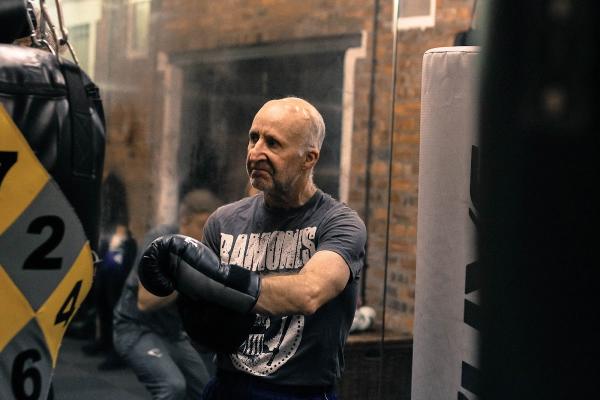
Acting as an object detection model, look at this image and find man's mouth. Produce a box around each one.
[250,168,271,177]
[248,163,273,176]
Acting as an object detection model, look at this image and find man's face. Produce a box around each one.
[246,102,310,194]
[179,211,211,240]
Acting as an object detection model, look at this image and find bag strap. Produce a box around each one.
[59,61,96,178]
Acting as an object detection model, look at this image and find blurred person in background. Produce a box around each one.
[113,189,223,399]
[83,222,137,369]
[81,172,137,369]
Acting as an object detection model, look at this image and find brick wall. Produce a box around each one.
[95,0,475,335]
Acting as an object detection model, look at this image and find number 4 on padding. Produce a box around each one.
[55,280,82,326]
[0,151,17,187]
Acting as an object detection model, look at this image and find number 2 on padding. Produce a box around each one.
[23,216,65,270]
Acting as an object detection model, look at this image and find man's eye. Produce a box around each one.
[267,138,278,147]
[249,133,259,143]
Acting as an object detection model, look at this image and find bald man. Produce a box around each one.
[197,97,367,399]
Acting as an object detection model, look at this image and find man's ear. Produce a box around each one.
[303,148,319,170]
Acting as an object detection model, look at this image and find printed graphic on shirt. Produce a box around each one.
[220,227,317,272]
[231,314,304,376]
[221,229,315,375]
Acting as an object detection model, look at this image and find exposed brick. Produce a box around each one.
[96,0,476,336]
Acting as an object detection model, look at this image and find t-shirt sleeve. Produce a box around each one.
[201,210,221,257]
[316,206,366,280]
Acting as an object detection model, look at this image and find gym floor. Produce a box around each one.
[53,336,150,399]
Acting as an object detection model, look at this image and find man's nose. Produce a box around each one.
[248,139,267,161]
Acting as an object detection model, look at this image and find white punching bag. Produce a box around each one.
[412,46,481,400]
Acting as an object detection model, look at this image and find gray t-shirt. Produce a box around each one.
[113,224,186,340]
[203,190,366,386]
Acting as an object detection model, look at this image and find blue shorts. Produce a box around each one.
[201,370,337,400]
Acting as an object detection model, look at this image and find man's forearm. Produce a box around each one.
[253,274,320,316]
[253,250,350,316]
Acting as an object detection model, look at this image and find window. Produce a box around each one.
[127,0,151,58]
[397,0,436,30]
[46,0,101,77]
[179,52,345,203]
[68,24,90,73]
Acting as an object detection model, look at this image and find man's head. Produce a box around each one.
[246,97,325,201]
[178,189,222,240]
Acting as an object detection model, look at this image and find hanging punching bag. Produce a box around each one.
[412,46,481,400]
[479,1,599,399]
[0,1,106,398]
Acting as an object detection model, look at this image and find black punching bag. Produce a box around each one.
[0,43,105,252]
[479,1,599,399]
[0,3,105,398]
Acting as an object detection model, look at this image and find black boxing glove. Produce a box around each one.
[177,294,256,353]
[138,234,261,314]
